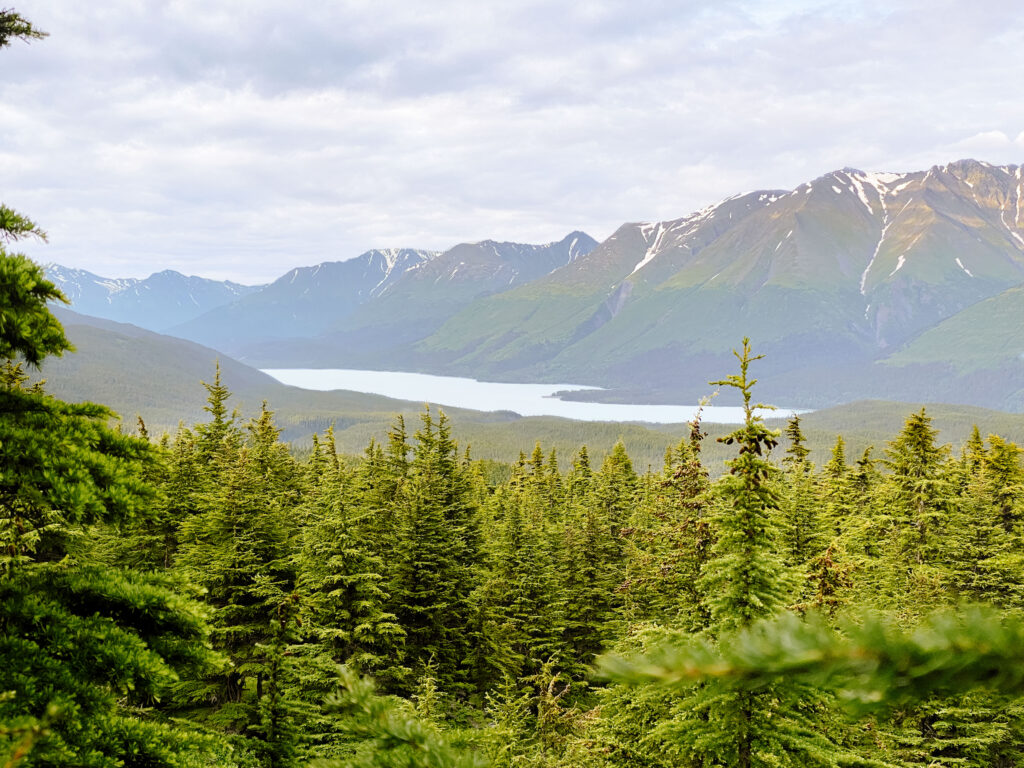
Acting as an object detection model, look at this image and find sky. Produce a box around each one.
[3,0,1023,283]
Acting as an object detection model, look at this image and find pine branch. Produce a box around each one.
[600,607,1024,716]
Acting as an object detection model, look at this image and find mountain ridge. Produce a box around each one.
[168,231,599,363]
[46,160,1024,411]
[45,265,262,332]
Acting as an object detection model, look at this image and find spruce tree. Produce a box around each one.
[296,432,406,698]
[621,417,713,631]
[0,41,243,756]
[560,441,637,672]
[175,398,302,756]
[644,340,840,767]
[776,415,827,573]
[879,409,953,614]
[389,409,481,694]
[700,342,789,635]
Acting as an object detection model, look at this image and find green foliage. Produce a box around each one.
[314,667,486,768]
[702,339,788,634]
[0,10,46,48]
[388,409,483,693]
[0,565,245,767]
[600,608,1024,716]
[296,431,407,693]
[175,396,302,745]
[0,373,155,569]
[0,253,70,368]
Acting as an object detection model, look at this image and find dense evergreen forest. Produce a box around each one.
[8,10,1024,768]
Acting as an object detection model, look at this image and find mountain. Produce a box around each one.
[45,265,260,331]
[44,306,290,424]
[52,161,1024,411]
[172,232,598,364]
[409,160,1024,407]
[870,282,1024,410]
[169,248,439,355]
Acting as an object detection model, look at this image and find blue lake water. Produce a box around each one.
[262,368,802,425]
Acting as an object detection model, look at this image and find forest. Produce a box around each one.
[7,238,1024,767]
[7,9,1024,768]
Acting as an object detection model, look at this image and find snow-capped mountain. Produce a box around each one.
[168,248,440,353]
[45,265,261,332]
[407,160,1024,407]
[48,161,1024,410]
[170,233,597,363]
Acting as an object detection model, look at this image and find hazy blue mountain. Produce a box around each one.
[169,248,439,354]
[180,232,598,364]
[45,265,260,331]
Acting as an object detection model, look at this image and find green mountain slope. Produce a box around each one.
[409,161,1024,406]
[884,282,1024,372]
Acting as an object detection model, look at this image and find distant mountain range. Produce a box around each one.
[167,232,598,364]
[46,160,1024,410]
[45,266,261,331]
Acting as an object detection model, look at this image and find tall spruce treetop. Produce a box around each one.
[701,338,788,635]
[782,414,811,469]
[882,408,951,567]
[983,435,1023,534]
[822,435,847,480]
[604,341,844,768]
[962,424,986,474]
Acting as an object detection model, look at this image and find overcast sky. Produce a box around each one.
[3,0,1023,283]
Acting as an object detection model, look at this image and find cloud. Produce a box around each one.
[2,0,1023,281]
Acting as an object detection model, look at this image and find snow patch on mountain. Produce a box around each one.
[631,222,668,275]
[365,248,439,296]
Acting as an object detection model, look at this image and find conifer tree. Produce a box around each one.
[835,446,885,599]
[560,441,637,671]
[776,415,827,573]
[483,458,561,678]
[389,409,481,693]
[819,435,850,537]
[297,432,406,697]
[962,425,987,477]
[879,409,953,614]
[357,417,411,567]
[654,340,839,767]
[982,434,1023,535]
[175,398,301,752]
[700,343,788,635]
[621,416,713,631]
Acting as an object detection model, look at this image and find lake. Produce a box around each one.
[262,368,802,424]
